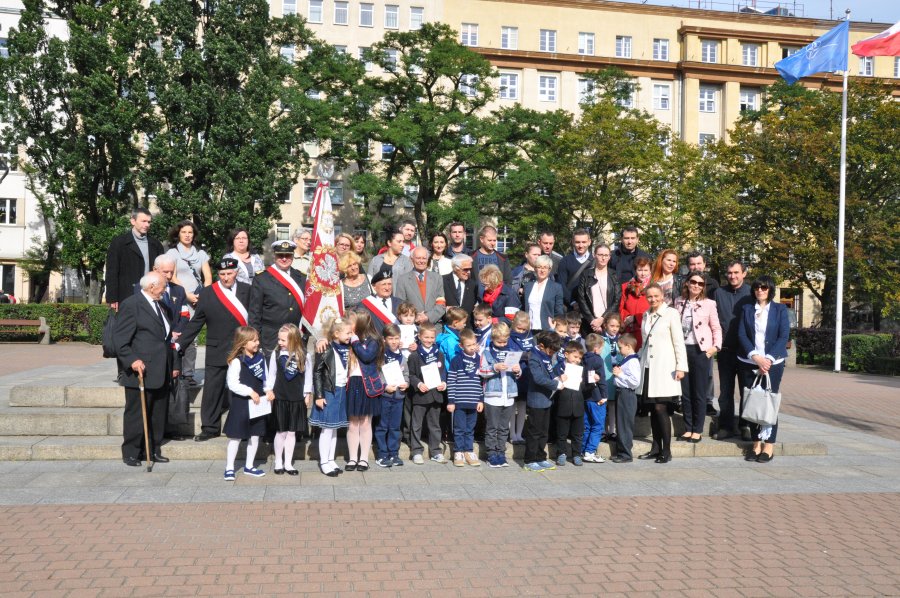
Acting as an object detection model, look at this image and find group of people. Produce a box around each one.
[105,210,790,476]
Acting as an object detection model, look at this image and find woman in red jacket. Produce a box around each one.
[619,257,652,349]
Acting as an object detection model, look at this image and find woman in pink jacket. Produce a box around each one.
[674,273,722,443]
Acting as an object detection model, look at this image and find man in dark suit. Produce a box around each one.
[114,272,179,466]
[106,208,164,311]
[134,255,189,331]
[178,257,251,441]
[360,270,403,333]
[248,240,307,356]
[442,254,476,326]
[557,228,595,308]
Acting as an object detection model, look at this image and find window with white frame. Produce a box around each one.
[381,143,395,161]
[895,57,900,78]
[359,3,373,27]
[359,46,374,71]
[384,5,399,29]
[0,264,13,294]
[578,32,595,56]
[276,223,291,241]
[280,45,295,62]
[617,88,634,109]
[499,73,519,100]
[334,1,348,25]
[384,49,399,70]
[859,56,873,76]
[353,190,366,206]
[461,23,478,47]
[0,198,16,225]
[278,189,291,204]
[330,182,344,205]
[653,83,670,110]
[404,185,417,208]
[615,35,632,58]
[410,7,424,30]
[495,226,513,254]
[303,180,318,203]
[501,26,518,50]
[699,133,716,147]
[699,86,716,112]
[283,0,296,16]
[539,29,556,52]
[538,75,557,102]
[307,0,323,23]
[782,46,799,59]
[460,74,478,97]
[739,88,759,112]
[334,45,347,54]
[1,145,17,171]
[0,38,8,59]
[742,43,759,66]
[653,38,669,61]
[577,78,595,103]
[701,39,718,63]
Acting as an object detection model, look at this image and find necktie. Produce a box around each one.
[457,281,463,304]
[382,298,389,309]
[153,300,167,328]
[417,272,424,282]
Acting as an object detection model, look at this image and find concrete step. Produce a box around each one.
[10,383,203,408]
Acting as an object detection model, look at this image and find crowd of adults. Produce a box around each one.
[105,209,789,467]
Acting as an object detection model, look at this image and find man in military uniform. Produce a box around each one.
[249,240,307,356]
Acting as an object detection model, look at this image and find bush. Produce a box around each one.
[842,334,893,372]
[795,327,900,375]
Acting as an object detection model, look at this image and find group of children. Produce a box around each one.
[221,303,645,479]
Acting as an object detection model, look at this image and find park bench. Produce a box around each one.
[0,317,51,344]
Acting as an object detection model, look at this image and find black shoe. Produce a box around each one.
[345,461,358,472]
[637,452,660,460]
[164,433,186,441]
[756,452,773,463]
[274,468,285,475]
[610,455,633,463]
[286,469,299,476]
[194,432,220,442]
[745,451,761,461]
[677,436,691,442]
[655,453,672,464]
[706,405,718,416]
[356,461,369,472]
[152,454,170,463]
[123,456,141,467]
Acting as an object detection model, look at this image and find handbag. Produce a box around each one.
[741,374,781,426]
[167,376,191,426]
[361,371,386,398]
[102,308,117,358]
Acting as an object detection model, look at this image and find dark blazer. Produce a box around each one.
[738,302,791,362]
[557,253,594,306]
[178,281,252,367]
[609,246,651,283]
[106,231,164,304]
[113,293,177,390]
[476,283,520,321]
[522,279,564,331]
[442,272,476,315]
[407,349,447,405]
[248,268,306,353]
[576,269,621,328]
[359,295,402,333]
[134,281,189,332]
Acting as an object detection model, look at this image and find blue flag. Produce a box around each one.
[775,21,849,84]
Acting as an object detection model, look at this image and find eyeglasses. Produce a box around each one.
[688,280,705,287]
[596,253,611,258]
[755,285,770,291]
[460,268,472,272]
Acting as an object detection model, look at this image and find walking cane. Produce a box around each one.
[138,372,153,473]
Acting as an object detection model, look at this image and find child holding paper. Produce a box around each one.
[554,341,588,467]
[223,326,268,481]
[478,322,520,467]
[264,324,312,475]
[396,302,419,358]
[407,322,448,464]
[523,330,564,472]
[375,324,409,468]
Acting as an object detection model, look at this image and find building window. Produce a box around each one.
[499,73,519,100]
[615,35,632,58]
[577,78,595,103]
[330,182,344,205]
[353,190,366,206]
[0,264,13,294]
[381,143,395,161]
[653,83,670,110]
[359,47,374,72]
[740,88,759,112]
[276,223,291,241]
[699,133,716,147]
[617,89,634,109]
[742,43,759,67]
[280,45,295,62]
[359,3,373,27]
[1,146,16,172]
[578,32,594,56]
[539,29,556,53]
[410,7,424,30]
[782,46,799,59]
[404,185,417,208]
[303,180,317,203]
[701,39,718,63]
[495,226,513,254]
[501,26,518,50]
[382,195,395,208]
[895,57,900,78]
[307,0,323,23]
[538,75,557,102]
[384,5,399,29]
[699,86,716,112]
[0,39,8,60]
[461,23,478,47]
[384,49,399,70]
[283,0,296,16]
[653,38,669,61]
[334,1,348,25]
[859,56,874,76]
[460,74,478,97]
[0,198,16,225]
[334,45,347,54]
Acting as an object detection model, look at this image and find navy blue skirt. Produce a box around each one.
[310,387,350,429]
[223,394,268,440]
[345,376,380,418]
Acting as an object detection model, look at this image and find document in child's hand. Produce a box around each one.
[503,351,522,367]
[399,324,417,347]
[382,361,405,387]
[421,362,442,389]
[248,397,272,419]
[563,363,583,391]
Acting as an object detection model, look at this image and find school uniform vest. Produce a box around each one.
[273,352,304,403]
[239,353,266,395]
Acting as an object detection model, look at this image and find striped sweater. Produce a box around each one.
[447,352,484,408]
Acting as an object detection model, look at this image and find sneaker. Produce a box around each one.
[498,454,510,467]
[573,455,583,467]
[582,452,601,463]
[453,452,465,467]
[412,454,425,465]
[557,454,567,467]
[391,456,404,467]
[242,466,265,477]
[223,470,235,481]
[376,457,392,468]
[523,462,545,472]
[430,453,448,464]
[487,454,503,468]
[539,460,557,471]
[594,453,606,463]
[465,452,481,467]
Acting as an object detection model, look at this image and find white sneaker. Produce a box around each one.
[453,452,465,467]
[430,453,448,464]
[582,452,605,463]
[412,454,425,465]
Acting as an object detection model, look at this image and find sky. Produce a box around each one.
[616,0,899,25]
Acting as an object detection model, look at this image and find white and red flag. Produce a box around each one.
[301,171,344,338]
[852,20,900,56]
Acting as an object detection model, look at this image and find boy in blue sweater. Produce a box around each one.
[581,333,609,463]
[447,329,484,467]
[478,322,521,467]
[523,330,564,472]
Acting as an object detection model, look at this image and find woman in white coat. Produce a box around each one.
[639,283,688,463]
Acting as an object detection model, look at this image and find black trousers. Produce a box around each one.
[524,406,551,463]
[200,364,229,435]
[556,413,584,457]
[122,385,168,459]
[717,349,747,433]
[681,345,711,434]
[615,388,637,459]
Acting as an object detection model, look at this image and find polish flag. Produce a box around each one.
[852,20,900,56]
[301,179,344,338]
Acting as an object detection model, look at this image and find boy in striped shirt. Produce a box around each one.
[447,329,485,467]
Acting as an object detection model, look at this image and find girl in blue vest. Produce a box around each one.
[223,326,268,481]
[345,311,384,472]
[265,324,311,476]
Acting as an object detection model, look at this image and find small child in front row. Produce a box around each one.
[508,311,534,445]
[523,330,564,472]
[408,323,448,464]
[478,322,520,467]
[581,333,608,463]
[223,326,268,481]
[611,333,642,463]
[473,304,494,352]
[396,302,419,358]
[553,316,569,363]
[447,329,485,467]
[554,341,588,466]
[375,324,409,468]
[311,317,353,476]
[601,313,622,441]
[565,311,585,349]
[265,323,312,475]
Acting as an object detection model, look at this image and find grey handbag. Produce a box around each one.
[741,374,781,426]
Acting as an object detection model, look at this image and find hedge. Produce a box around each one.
[795,327,900,375]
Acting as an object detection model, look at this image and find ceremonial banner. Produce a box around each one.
[302,166,344,338]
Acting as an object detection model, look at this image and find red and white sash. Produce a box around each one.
[213,281,248,326]
[267,266,305,308]
[361,295,398,325]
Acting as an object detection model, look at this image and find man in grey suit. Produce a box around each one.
[394,246,447,324]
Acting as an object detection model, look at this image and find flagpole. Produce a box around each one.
[834,8,850,373]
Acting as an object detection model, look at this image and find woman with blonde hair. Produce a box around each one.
[340,251,373,311]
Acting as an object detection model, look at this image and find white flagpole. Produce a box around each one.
[834,9,850,373]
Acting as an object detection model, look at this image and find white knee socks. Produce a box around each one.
[245,436,259,469]
[226,439,240,472]
[319,428,338,472]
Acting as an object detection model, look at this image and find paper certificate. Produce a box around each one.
[421,362,443,389]
[382,361,405,387]
[248,397,272,419]
[563,363,583,391]
[503,351,522,368]
[399,324,417,348]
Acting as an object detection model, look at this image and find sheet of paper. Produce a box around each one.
[399,324,417,348]
[248,397,272,419]
[382,360,405,387]
[563,363,583,391]
[421,362,443,390]
[503,351,522,367]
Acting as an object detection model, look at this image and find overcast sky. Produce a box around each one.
[615,1,898,25]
